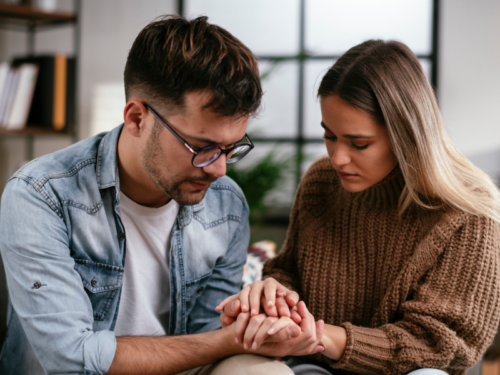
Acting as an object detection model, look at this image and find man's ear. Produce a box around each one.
[123,99,149,138]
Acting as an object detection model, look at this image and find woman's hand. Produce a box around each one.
[319,324,347,361]
[216,278,302,322]
[239,301,325,357]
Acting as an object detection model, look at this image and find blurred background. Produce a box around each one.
[0,0,499,368]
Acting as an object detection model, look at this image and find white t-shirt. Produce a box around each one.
[114,192,179,337]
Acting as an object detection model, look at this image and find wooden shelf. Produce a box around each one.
[0,127,68,136]
[0,3,76,28]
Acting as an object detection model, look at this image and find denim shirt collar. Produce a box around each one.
[96,124,123,191]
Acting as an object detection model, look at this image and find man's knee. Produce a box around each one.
[207,354,294,375]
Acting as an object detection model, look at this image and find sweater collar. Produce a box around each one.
[340,165,405,209]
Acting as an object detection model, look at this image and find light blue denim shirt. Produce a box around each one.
[0,125,249,375]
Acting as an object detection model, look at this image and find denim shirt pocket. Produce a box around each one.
[185,272,212,302]
[74,259,124,321]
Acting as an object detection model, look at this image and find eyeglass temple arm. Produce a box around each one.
[144,104,198,154]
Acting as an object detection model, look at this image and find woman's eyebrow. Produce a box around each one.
[320,122,374,139]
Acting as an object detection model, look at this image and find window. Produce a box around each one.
[182,0,439,207]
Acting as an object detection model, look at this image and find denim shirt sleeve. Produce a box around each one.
[186,199,250,334]
[0,178,116,375]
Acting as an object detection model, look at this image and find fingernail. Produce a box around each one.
[287,327,295,337]
[243,343,248,350]
[252,342,257,350]
[231,300,237,313]
[242,304,248,311]
[251,308,257,315]
[267,328,275,335]
[235,337,238,344]
[267,300,274,307]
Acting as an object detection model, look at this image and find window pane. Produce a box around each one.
[305,0,433,56]
[185,0,300,55]
[248,60,299,138]
[304,59,334,139]
[303,143,328,175]
[419,58,432,81]
[230,142,297,208]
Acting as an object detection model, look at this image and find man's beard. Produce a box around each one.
[142,122,217,206]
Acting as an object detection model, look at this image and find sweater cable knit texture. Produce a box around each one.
[263,156,500,375]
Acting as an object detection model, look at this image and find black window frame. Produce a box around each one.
[179,0,440,187]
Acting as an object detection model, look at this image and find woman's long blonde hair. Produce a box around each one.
[318,40,500,224]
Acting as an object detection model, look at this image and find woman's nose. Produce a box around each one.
[330,144,351,168]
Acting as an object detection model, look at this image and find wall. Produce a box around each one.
[0,0,178,194]
[439,0,500,179]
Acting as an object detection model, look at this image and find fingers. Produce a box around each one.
[249,281,264,316]
[266,316,299,337]
[215,294,238,312]
[239,286,251,313]
[233,312,251,345]
[290,306,302,324]
[242,314,268,349]
[260,295,278,317]
[222,299,241,318]
[297,301,314,334]
[251,316,279,349]
[315,320,324,342]
[275,296,291,317]
[263,281,277,311]
[224,315,236,326]
[285,290,300,308]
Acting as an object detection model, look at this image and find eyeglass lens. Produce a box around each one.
[193,144,252,167]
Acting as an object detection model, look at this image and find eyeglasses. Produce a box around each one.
[145,104,254,168]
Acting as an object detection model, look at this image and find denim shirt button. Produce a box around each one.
[33,282,41,289]
[118,233,125,240]
[91,277,97,287]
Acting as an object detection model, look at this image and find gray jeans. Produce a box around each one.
[289,364,448,375]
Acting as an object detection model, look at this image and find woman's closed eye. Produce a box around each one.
[324,133,369,150]
[323,133,337,142]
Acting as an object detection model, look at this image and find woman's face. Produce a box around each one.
[320,95,398,193]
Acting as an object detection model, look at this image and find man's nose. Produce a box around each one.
[202,154,227,178]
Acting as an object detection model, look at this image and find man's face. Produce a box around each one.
[142,91,249,206]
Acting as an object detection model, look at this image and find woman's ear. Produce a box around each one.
[123,99,148,138]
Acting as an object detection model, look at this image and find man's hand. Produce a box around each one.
[227,301,325,357]
[216,278,302,322]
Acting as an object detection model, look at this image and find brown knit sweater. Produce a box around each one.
[263,157,500,375]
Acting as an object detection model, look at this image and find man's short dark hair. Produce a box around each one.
[124,15,262,117]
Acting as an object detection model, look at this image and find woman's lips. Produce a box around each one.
[337,171,358,181]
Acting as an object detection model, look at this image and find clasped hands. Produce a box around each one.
[216,278,345,359]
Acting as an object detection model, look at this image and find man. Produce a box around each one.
[0,15,322,375]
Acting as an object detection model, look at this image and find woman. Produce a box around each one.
[217,39,500,375]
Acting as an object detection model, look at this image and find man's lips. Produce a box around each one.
[188,181,212,190]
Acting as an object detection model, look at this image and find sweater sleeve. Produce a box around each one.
[262,183,303,294]
[330,213,500,375]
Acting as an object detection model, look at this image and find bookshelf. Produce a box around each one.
[0,0,80,160]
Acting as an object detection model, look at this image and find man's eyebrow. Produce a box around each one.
[320,122,374,139]
[182,133,238,148]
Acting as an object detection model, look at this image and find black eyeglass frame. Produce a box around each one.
[145,104,255,168]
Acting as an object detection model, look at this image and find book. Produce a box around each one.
[5,64,39,130]
[0,69,19,126]
[0,63,12,127]
[13,54,76,130]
